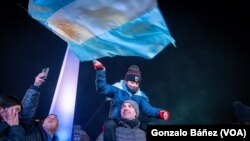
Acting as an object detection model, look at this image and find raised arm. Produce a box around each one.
[19,71,47,129]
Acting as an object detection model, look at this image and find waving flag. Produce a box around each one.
[28,0,175,61]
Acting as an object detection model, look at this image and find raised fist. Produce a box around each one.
[93,60,104,70]
[159,110,170,120]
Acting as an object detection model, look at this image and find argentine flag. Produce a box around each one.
[28,0,175,61]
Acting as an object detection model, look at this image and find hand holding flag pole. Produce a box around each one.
[93,60,104,70]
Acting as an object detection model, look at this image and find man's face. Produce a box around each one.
[121,102,137,120]
[0,105,21,121]
[43,114,58,133]
[126,81,139,92]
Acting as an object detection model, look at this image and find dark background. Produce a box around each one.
[1,0,250,140]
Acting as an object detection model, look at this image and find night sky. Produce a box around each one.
[1,0,250,140]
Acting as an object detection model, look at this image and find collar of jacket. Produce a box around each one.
[112,80,145,97]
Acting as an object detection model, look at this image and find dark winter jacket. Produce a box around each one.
[96,119,146,141]
[116,119,146,141]
[96,69,162,119]
[0,121,25,141]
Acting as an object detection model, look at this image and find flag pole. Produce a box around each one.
[49,46,80,141]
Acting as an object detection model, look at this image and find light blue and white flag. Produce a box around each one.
[28,0,175,61]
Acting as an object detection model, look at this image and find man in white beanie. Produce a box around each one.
[120,100,140,120]
[96,100,146,141]
[116,100,146,141]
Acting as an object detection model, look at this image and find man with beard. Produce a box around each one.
[96,100,146,141]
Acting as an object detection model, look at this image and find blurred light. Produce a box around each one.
[49,47,80,141]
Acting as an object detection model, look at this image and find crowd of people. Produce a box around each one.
[1,70,58,141]
[2,60,249,141]
[0,60,172,141]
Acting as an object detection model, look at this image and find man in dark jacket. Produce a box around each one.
[93,60,170,141]
[0,94,25,141]
[20,71,59,141]
[96,100,146,141]
[116,100,146,141]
